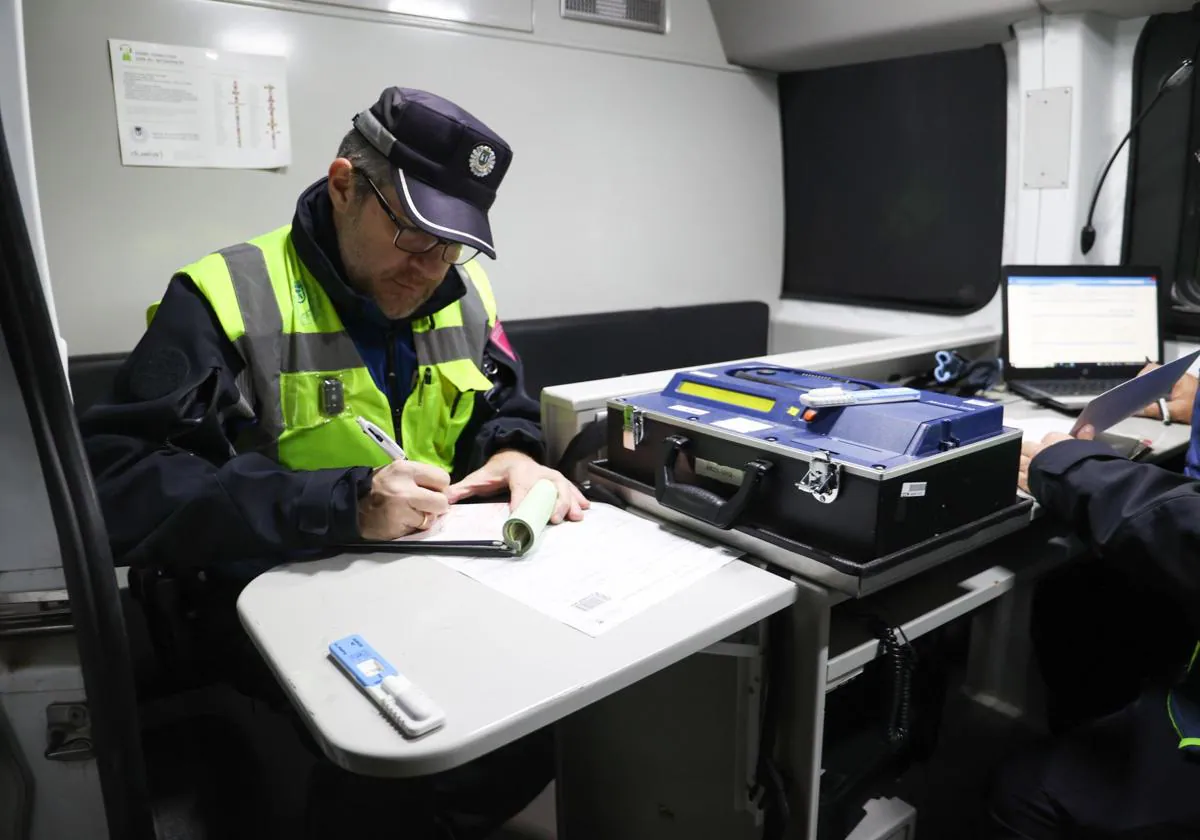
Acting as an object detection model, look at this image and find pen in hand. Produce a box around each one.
[356,416,407,461]
[356,416,451,537]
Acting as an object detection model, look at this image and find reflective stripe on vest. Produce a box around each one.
[412,272,491,366]
[223,242,286,453]
[150,225,497,474]
[1169,642,1200,755]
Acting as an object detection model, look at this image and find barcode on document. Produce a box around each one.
[572,592,611,612]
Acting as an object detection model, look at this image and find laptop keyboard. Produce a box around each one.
[1024,380,1124,397]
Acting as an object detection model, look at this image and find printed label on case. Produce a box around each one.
[695,458,745,486]
[713,416,772,434]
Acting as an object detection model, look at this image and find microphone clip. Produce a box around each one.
[1080,224,1097,255]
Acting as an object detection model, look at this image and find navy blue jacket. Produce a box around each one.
[1030,437,1200,632]
[1186,392,1200,481]
[80,179,543,577]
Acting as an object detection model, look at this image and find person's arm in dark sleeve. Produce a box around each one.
[453,319,544,477]
[81,274,372,571]
[1030,439,1200,618]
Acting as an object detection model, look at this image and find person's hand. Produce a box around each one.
[357,461,451,540]
[446,450,590,524]
[1133,363,1198,424]
[1017,426,1094,494]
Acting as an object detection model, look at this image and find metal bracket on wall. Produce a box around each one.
[44,702,93,761]
[1022,87,1073,190]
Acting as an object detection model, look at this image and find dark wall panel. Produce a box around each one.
[1122,11,1200,338]
[779,45,1007,314]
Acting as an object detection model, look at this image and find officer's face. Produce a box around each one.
[329,160,449,320]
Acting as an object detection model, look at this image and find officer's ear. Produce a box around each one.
[327,158,357,213]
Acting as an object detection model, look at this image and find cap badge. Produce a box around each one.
[468,144,496,178]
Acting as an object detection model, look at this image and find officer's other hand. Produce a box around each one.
[1017,427,1094,494]
[446,450,590,524]
[1133,362,1198,424]
[357,461,451,540]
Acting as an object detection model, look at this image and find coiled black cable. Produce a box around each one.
[867,617,918,746]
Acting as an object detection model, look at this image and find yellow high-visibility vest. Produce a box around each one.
[148,225,497,473]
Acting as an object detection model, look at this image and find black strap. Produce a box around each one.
[555,418,631,510]
[555,418,608,477]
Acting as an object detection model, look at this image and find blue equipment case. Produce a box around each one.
[589,363,1030,595]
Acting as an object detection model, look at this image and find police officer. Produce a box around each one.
[81,87,587,838]
[987,370,1200,838]
[1017,365,1200,739]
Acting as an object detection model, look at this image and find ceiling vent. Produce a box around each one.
[562,0,666,34]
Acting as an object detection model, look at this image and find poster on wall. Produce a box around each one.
[107,38,291,169]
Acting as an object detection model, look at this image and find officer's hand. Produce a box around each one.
[446,450,590,524]
[1017,427,1093,494]
[357,461,451,540]
[1133,362,1198,424]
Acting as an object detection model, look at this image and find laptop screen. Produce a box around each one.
[1004,271,1160,371]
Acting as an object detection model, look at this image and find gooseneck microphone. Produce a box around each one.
[1080,58,1195,256]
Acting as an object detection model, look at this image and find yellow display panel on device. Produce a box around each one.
[676,381,776,413]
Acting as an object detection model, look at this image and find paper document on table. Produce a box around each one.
[1006,417,1150,460]
[389,480,558,556]
[396,503,510,542]
[431,503,742,636]
[1007,416,1075,441]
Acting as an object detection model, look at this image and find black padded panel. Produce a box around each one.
[69,352,127,416]
[67,301,771,411]
[504,301,770,396]
[779,45,1007,314]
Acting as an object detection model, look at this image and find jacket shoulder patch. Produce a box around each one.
[128,346,190,401]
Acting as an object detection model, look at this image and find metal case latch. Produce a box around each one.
[797,450,841,504]
[622,404,645,450]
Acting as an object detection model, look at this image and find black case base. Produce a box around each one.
[604,406,1023,564]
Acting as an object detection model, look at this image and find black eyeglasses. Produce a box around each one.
[359,172,480,266]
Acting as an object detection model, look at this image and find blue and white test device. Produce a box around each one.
[329,635,446,738]
[799,386,921,408]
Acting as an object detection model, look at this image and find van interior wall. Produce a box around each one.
[21,3,1191,363]
[770,12,1150,355]
[22,0,783,356]
[1011,12,1198,364]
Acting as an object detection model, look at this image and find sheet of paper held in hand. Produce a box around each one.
[399,501,742,636]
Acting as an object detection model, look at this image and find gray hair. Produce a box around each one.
[337,128,394,203]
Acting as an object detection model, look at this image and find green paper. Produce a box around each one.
[502,479,559,556]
